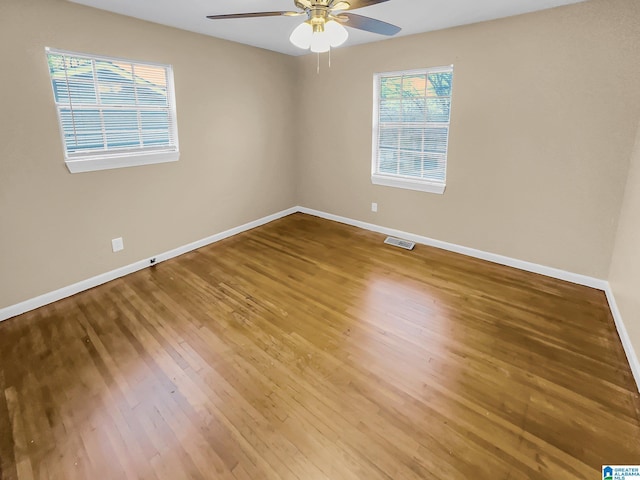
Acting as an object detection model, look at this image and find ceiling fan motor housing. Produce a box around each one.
[310,8,330,33]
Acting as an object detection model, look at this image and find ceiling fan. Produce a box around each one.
[206,0,401,53]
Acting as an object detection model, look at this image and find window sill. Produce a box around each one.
[371,174,446,194]
[65,150,180,173]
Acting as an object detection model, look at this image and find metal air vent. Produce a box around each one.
[384,236,415,250]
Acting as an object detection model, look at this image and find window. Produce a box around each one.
[372,66,454,194]
[46,48,179,173]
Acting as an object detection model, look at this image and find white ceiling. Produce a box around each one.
[68,0,587,56]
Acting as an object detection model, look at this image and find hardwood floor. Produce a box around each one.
[1,213,639,479]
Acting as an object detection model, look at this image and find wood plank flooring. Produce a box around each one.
[0,213,639,479]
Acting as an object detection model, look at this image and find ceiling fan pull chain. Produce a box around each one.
[317,52,320,74]
[329,48,331,68]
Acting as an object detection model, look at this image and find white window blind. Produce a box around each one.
[372,66,454,194]
[46,48,179,173]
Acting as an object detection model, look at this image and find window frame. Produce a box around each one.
[371,65,454,194]
[45,47,180,174]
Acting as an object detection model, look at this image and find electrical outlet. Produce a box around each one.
[371,202,378,213]
[111,237,124,252]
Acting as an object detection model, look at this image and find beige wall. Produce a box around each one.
[0,0,297,308]
[295,0,640,278]
[2,0,640,311]
[609,119,640,375]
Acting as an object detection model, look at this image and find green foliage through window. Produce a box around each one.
[374,67,453,185]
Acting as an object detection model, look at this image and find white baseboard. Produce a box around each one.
[604,286,640,393]
[2,204,637,393]
[0,207,298,322]
[297,206,608,290]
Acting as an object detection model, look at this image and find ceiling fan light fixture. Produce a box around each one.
[310,31,331,53]
[290,21,313,49]
[208,0,402,56]
[325,20,348,47]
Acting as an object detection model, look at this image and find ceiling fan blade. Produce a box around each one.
[338,0,390,10]
[295,0,313,10]
[206,11,291,20]
[338,12,400,35]
[330,1,351,11]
